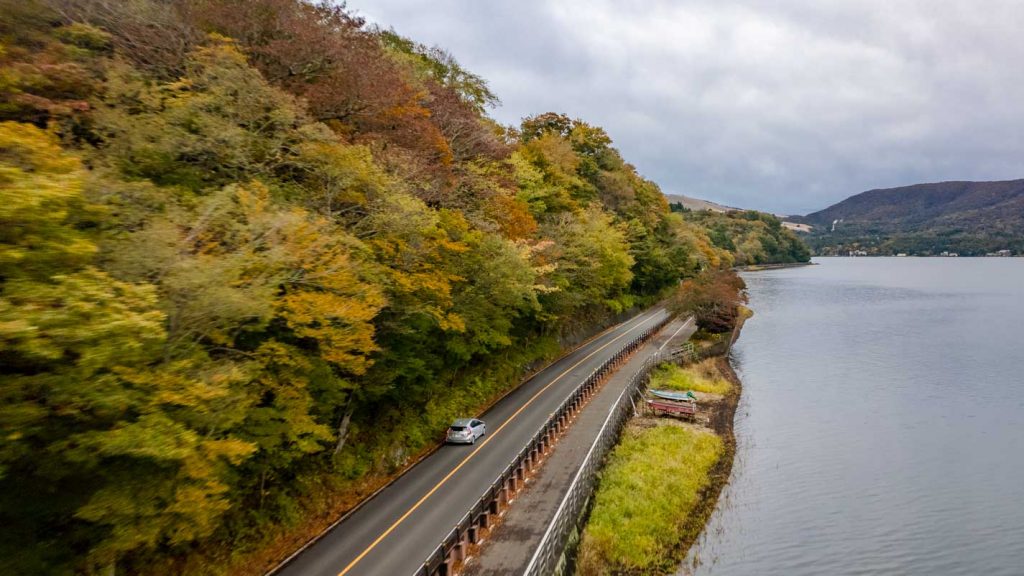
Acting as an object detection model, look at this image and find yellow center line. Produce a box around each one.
[337,309,664,576]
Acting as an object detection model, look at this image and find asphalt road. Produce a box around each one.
[273,307,671,576]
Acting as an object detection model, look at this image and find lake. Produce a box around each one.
[682,257,1024,576]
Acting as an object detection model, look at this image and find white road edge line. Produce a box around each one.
[658,316,694,352]
[334,309,665,576]
[266,310,658,576]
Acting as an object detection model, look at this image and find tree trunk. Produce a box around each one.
[259,468,267,509]
[333,397,355,455]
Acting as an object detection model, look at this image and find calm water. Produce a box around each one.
[683,258,1024,576]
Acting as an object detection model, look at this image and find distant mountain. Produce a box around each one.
[793,179,1024,256]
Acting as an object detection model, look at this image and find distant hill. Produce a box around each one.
[664,193,811,233]
[793,179,1024,256]
[663,193,737,213]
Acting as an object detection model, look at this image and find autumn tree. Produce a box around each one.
[0,122,256,573]
[671,269,748,334]
[0,5,808,573]
[537,207,635,318]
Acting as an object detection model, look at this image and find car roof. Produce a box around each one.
[451,418,475,426]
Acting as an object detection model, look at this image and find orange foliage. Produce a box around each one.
[488,194,538,240]
[188,0,455,177]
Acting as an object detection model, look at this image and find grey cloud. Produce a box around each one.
[357,0,1024,214]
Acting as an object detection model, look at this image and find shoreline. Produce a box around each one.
[673,355,741,574]
[734,261,815,272]
[574,321,746,574]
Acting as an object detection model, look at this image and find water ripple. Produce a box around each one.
[682,258,1024,576]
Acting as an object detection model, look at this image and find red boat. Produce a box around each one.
[645,397,697,419]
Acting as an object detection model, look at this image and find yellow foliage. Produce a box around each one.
[233,184,386,374]
[0,122,97,275]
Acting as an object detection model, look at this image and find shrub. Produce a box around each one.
[671,269,747,333]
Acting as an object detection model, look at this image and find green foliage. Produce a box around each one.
[538,207,635,316]
[94,39,305,191]
[379,29,498,113]
[799,179,1024,256]
[578,423,724,574]
[516,112,721,299]
[0,4,808,573]
[443,221,540,359]
[806,229,1024,256]
[683,210,810,265]
[0,122,96,277]
[0,124,255,572]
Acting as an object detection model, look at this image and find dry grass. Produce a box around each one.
[649,359,731,396]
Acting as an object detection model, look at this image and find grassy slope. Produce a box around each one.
[649,360,732,395]
[578,423,724,574]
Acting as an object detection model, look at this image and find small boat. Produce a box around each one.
[649,389,697,402]
[646,398,697,419]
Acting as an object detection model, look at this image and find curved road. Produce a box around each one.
[274,307,670,576]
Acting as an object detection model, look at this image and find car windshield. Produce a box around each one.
[450,426,467,432]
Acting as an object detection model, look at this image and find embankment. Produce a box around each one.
[574,327,745,575]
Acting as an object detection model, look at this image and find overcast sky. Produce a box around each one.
[357,1,1024,214]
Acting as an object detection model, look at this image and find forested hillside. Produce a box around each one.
[0,1,805,573]
[794,179,1024,255]
[669,206,811,265]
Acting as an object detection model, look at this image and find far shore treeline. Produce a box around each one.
[0,1,808,573]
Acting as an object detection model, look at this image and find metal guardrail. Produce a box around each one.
[522,327,728,576]
[521,349,672,575]
[411,315,672,576]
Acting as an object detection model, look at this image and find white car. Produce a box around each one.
[446,418,486,444]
